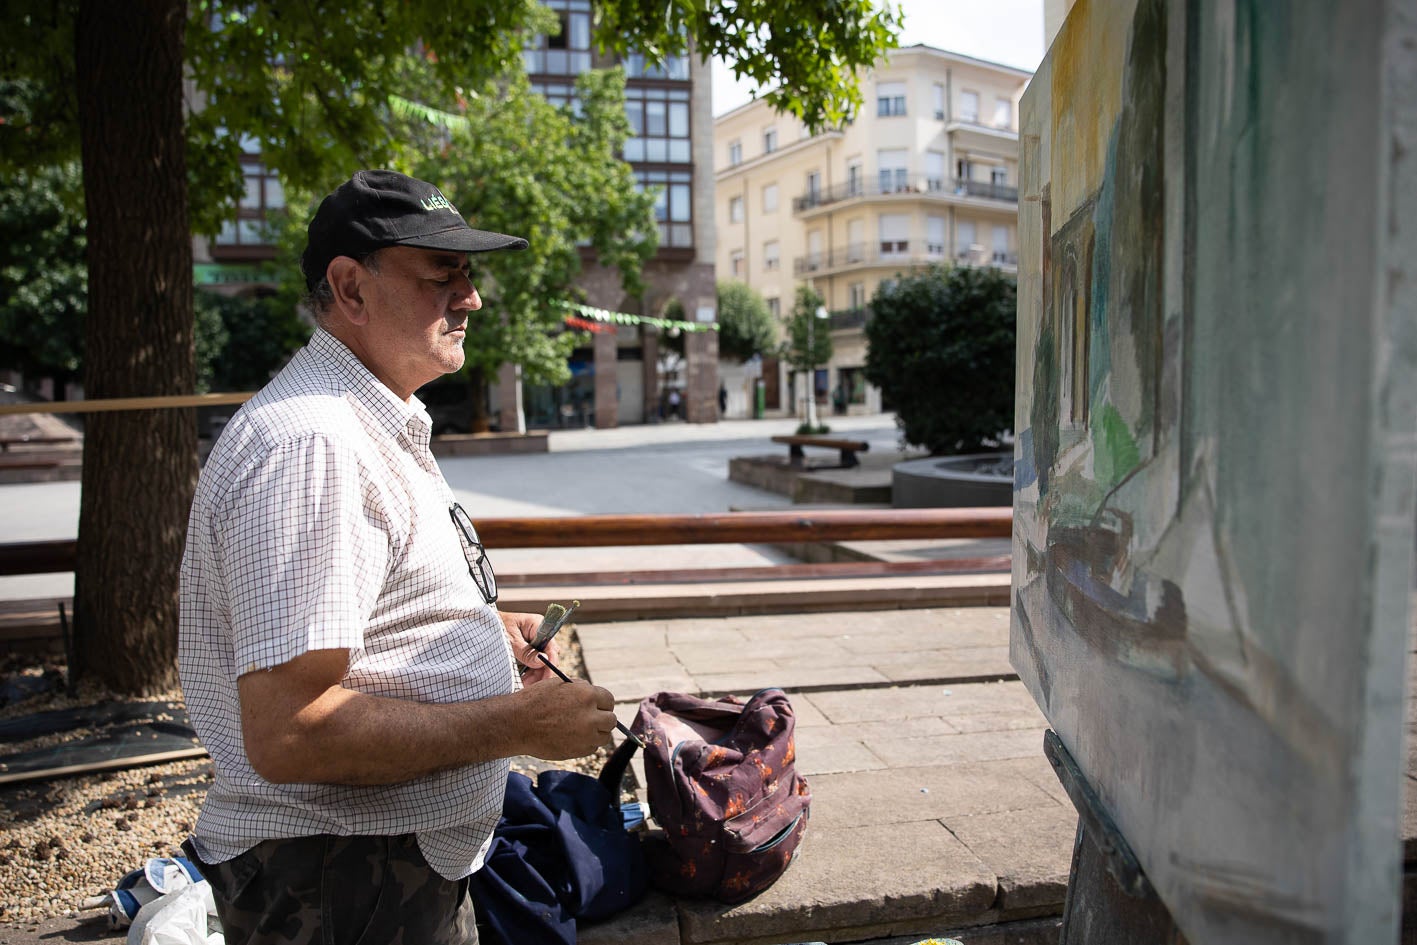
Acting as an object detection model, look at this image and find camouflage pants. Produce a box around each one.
[181,834,478,945]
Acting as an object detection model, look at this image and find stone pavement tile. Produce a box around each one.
[579,890,681,945]
[582,643,687,671]
[832,717,961,742]
[992,755,1071,809]
[873,648,1015,683]
[577,621,670,649]
[868,727,1049,768]
[837,622,1008,654]
[804,761,1062,831]
[944,805,1077,913]
[674,821,996,945]
[808,681,1041,724]
[949,707,1050,734]
[793,725,889,776]
[672,636,855,671]
[791,694,832,728]
[594,667,699,701]
[695,664,891,696]
[664,620,754,646]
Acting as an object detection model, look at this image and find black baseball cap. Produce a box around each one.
[301,169,529,290]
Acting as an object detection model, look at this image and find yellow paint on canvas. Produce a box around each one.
[1047,0,1132,229]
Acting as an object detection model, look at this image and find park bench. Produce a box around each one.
[771,434,870,469]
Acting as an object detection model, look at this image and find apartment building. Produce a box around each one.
[714,45,1031,418]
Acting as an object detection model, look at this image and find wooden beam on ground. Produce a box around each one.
[476,508,1013,548]
[0,391,255,417]
[0,509,1013,576]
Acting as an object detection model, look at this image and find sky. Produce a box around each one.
[711,0,1048,117]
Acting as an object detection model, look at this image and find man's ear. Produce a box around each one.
[327,256,371,326]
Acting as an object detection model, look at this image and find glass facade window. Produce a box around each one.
[624,52,690,80]
[876,81,906,117]
[215,154,281,250]
[623,85,691,163]
[637,168,694,247]
[531,79,581,113]
[523,0,592,75]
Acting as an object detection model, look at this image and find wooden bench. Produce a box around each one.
[770,434,870,469]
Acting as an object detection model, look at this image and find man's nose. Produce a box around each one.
[452,274,481,311]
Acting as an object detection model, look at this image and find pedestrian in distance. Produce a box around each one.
[178,170,618,945]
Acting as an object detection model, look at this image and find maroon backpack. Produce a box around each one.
[631,688,811,903]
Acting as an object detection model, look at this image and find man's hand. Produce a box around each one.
[499,610,559,684]
[516,676,617,760]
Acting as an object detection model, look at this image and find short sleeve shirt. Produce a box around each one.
[179,328,516,880]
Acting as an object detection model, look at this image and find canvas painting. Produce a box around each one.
[1012,1,1416,942]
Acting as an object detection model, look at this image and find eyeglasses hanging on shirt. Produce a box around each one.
[449,503,498,605]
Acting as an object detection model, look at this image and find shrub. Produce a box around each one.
[864,265,1016,454]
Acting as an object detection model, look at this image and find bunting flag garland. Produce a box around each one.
[557,300,717,332]
[563,315,616,333]
[388,94,471,133]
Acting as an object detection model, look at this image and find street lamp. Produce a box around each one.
[805,305,829,429]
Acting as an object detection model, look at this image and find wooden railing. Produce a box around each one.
[0,508,1011,576]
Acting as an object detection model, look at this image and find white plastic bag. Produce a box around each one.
[126,881,223,945]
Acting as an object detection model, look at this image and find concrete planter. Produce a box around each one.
[892,451,1013,508]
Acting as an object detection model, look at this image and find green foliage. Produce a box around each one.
[782,284,831,374]
[864,265,1017,454]
[715,280,775,363]
[795,422,831,435]
[422,68,657,388]
[193,290,308,393]
[0,162,86,382]
[596,0,902,132]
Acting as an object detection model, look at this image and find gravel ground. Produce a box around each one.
[0,630,610,929]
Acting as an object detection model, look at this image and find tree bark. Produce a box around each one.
[72,0,195,694]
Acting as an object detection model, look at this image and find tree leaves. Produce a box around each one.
[716,280,775,363]
[864,265,1017,454]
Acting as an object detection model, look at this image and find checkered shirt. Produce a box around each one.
[179,327,516,880]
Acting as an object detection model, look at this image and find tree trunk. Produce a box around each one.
[72,0,195,695]
[468,366,491,433]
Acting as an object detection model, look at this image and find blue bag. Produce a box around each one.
[470,748,646,945]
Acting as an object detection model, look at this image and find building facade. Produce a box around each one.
[713,45,1031,419]
[513,0,718,428]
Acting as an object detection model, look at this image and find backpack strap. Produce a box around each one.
[598,733,641,797]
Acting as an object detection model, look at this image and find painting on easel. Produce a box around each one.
[1012,1,1416,943]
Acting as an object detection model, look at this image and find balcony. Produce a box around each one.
[793,175,1019,214]
[793,242,1018,277]
[827,306,873,331]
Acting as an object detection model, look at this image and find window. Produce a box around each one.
[877,149,908,193]
[879,214,909,256]
[763,127,778,153]
[926,216,946,257]
[991,167,1008,187]
[956,158,974,183]
[623,85,692,163]
[805,230,824,271]
[532,79,581,113]
[959,90,980,123]
[766,297,781,318]
[636,168,694,247]
[762,183,779,213]
[763,240,780,271]
[730,250,745,277]
[957,220,977,258]
[876,81,907,117]
[848,281,866,310]
[846,161,863,197]
[624,52,690,80]
[993,225,1010,263]
[933,83,945,120]
[728,140,743,166]
[729,195,744,223]
[994,97,1012,129]
[215,145,282,252]
[523,0,592,75]
[838,366,867,404]
[847,219,865,262]
[805,171,821,200]
[925,151,946,191]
